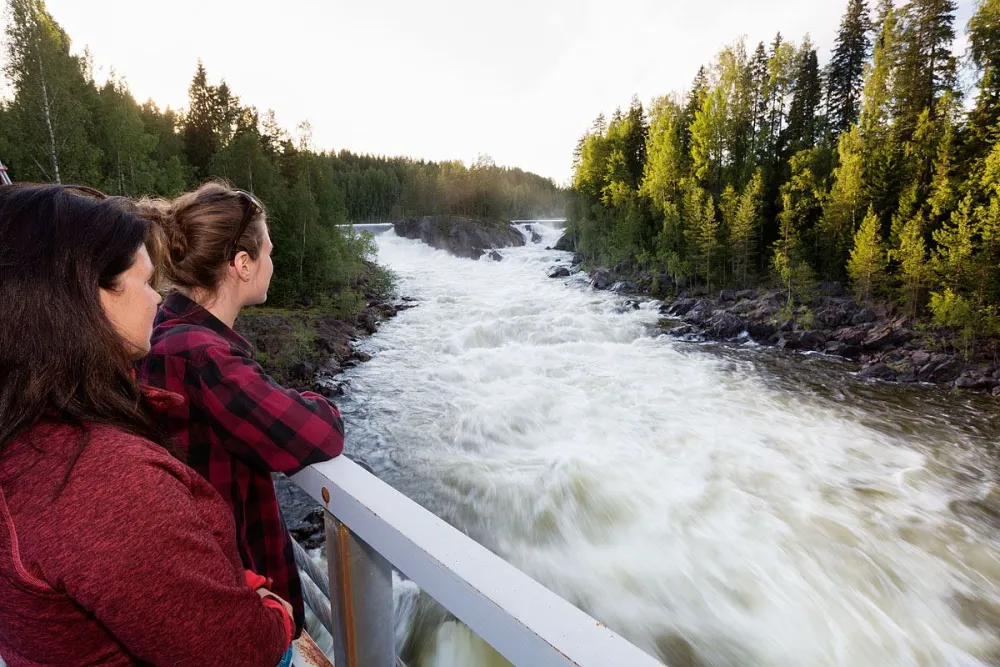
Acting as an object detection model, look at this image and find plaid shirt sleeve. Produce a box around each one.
[192,341,345,474]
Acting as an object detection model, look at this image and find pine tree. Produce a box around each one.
[773,192,814,308]
[690,83,727,190]
[860,5,903,223]
[748,42,771,163]
[967,0,1000,163]
[730,169,763,287]
[927,95,957,221]
[894,213,929,318]
[182,61,218,179]
[623,95,648,188]
[684,181,720,290]
[785,38,823,152]
[680,67,709,164]
[893,0,958,138]
[932,194,977,296]
[827,0,872,135]
[821,125,866,276]
[847,207,887,305]
[766,34,797,163]
[641,96,685,215]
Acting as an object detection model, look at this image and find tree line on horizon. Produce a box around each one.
[0,0,565,309]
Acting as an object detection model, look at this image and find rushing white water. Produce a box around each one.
[338,224,1000,667]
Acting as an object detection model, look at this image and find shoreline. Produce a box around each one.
[561,260,1000,397]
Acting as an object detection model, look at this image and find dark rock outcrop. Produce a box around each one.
[548,266,571,279]
[392,215,525,260]
[590,268,614,290]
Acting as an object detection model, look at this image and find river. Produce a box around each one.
[335,223,1000,667]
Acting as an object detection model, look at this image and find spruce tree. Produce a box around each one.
[895,214,929,318]
[967,0,1000,163]
[847,207,887,305]
[786,38,823,153]
[730,169,763,287]
[183,61,218,179]
[827,0,872,135]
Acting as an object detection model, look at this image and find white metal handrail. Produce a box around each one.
[291,457,663,667]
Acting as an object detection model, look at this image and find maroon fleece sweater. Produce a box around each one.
[0,400,290,666]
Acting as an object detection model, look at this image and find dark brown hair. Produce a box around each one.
[0,184,164,455]
[157,181,267,292]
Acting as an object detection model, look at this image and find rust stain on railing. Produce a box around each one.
[335,522,358,667]
[294,632,334,667]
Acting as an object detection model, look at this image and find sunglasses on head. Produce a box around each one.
[227,189,263,261]
[59,184,110,200]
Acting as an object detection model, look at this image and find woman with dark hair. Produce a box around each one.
[136,182,345,636]
[0,184,294,666]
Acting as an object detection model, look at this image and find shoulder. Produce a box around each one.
[151,321,235,363]
[70,424,194,492]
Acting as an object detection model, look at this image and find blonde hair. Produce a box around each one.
[146,181,267,292]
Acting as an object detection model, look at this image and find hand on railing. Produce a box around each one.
[257,588,294,619]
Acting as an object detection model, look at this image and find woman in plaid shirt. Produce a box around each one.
[137,182,345,637]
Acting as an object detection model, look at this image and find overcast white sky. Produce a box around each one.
[37,0,977,184]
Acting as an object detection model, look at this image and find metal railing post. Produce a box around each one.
[325,510,395,667]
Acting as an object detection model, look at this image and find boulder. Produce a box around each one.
[726,299,759,315]
[664,298,698,317]
[548,266,571,279]
[682,300,715,325]
[852,308,877,325]
[735,289,758,301]
[800,331,828,350]
[777,332,803,350]
[707,313,748,339]
[813,302,854,329]
[553,233,575,252]
[610,280,637,293]
[357,309,378,335]
[918,359,963,384]
[825,341,862,359]
[861,323,911,350]
[589,268,614,290]
[489,250,503,262]
[392,215,525,260]
[666,324,697,337]
[748,321,778,342]
[833,326,869,346]
[859,362,897,381]
[955,373,999,392]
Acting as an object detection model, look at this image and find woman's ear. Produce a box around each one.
[233,251,254,283]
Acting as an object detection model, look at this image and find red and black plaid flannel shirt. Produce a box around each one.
[138,292,344,635]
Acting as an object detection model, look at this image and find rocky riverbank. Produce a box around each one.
[550,260,1000,396]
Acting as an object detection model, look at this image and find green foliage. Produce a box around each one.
[729,170,763,287]
[828,0,872,134]
[928,288,999,360]
[560,0,1000,353]
[822,126,866,276]
[847,207,888,305]
[0,0,564,313]
[893,213,930,318]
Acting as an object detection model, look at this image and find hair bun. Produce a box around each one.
[135,197,186,261]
